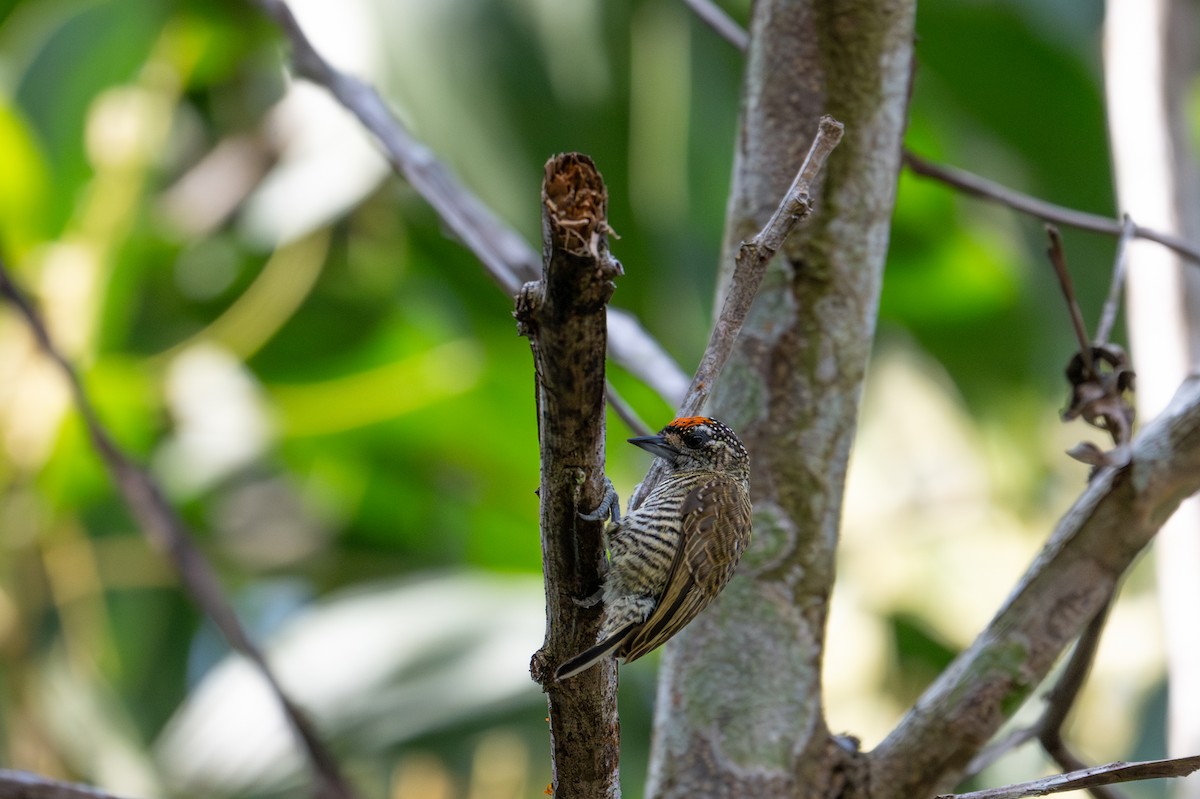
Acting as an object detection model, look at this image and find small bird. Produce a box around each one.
[556,416,752,680]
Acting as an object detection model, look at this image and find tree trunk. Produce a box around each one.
[645,1,916,796]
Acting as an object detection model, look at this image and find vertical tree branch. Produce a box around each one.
[517,154,623,799]
[251,0,689,410]
[646,1,916,796]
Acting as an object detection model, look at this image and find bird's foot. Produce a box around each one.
[579,477,621,524]
[572,588,603,608]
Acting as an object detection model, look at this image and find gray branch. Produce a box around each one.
[870,377,1200,798]
[630,116,843,510]
[251,0,688,408]
[676,2,1200,267]
[904,151,1200,265]
[938,755,1200,799]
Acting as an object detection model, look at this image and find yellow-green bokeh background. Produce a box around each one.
[0,1,1179,797]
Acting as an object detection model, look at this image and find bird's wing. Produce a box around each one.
[618,474,751,663]
[555,622,637,681]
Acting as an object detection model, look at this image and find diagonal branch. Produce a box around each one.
[961,547,1122,798]
[870,375,1200,799]
[903,151,1200,265]
[1046,226,1096,375]
[938,755,1200,799]
[680,0,748,50]
[629,115,844,509]
[0,769,142,799]
[0,262,353,799]
[251,0,688,408]
[1035,597,1127,799]
[676,1,1200,267]
[685,115,844,417]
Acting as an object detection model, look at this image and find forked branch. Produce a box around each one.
[631,115,844,508]
[871,376,1200,799]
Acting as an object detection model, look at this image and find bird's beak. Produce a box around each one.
[628,434,679,461]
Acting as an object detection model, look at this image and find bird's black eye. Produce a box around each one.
[681,428,709,448]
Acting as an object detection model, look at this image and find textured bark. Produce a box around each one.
[871,378,1200,798]
[645,1,915,797]
[517,154,623,799]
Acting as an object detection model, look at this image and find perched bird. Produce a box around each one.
[556,416,752,680]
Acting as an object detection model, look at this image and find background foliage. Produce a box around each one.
[0,0,1173,797]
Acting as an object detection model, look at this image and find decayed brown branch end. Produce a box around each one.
[519,153,622,798]
[543,153,619,264]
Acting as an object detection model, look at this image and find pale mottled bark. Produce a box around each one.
[646,1,915,796]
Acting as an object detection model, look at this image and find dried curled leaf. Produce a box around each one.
[1062,343,1135,468]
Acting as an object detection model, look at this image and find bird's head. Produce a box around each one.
[629,417,749,479]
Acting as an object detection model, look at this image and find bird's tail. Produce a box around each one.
[555,624,636,681]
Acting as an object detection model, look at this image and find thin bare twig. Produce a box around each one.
[1037,596,1126,799]
[631,115,844,508]
[0,263,353,799]
[937,755,1200,799]
[1046,226,1095,375]
[680,0,748,50]
[675,3,1200,267]
[903,151,1200,265]
[964,728,1039,778]
[1095,215,1136,346]
[675,2,1200,269]
[688,115,843,413]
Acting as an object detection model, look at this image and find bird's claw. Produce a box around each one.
[579,477,621,524]
[572,588,603,608]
